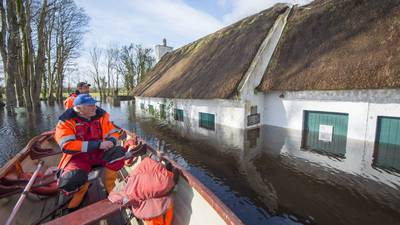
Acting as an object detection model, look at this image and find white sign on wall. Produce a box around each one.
[319,124,333,142]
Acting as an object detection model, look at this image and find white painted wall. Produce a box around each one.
[135,97,246,148]
[263,90,400,142]
[133,90,400,204]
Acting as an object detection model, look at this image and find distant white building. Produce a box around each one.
[133,0,400,191]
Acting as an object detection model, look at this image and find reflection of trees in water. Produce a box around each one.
[0,102,72,165]
[0,106,43,164]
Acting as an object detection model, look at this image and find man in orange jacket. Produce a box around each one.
[63,82,91,109]
[56,94,126,210]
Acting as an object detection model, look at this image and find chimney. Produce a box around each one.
[155,38,173,63]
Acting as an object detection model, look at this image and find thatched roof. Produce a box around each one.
[133,4,288,99]
[259,0,400,92]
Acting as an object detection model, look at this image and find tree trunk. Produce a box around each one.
[47,69,55,103]
[14,17,24,107]
[107,67,111,96]
[55,65,64,102]
[16,0,33,108]
[4,0,19,110]
[14,67,24,106]
[115,72,119,96]
[0,0,12,109]
[31,0,48,107]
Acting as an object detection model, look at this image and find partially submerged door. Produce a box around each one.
[303,111,349,157]
[374,116,400,172]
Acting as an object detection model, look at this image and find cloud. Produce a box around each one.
[76,0,313,51]
[222,0,313,24]
[73,0,225,84]
[72,0,314,84]
[76,0,223,50]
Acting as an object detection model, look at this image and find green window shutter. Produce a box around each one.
[175,109,184,121]
[140,103,144,109]
[199,112,215,130]
[148,105,154,115]
[374,116,400,172]
[160,104,166,119]
[303,111,349,157]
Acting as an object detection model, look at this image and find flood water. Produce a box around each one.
[1,101,400,225]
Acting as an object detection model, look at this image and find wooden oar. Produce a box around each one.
[5,161,44,225]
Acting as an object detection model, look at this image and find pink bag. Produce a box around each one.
[108,157,176,219]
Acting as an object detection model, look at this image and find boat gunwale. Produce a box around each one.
[164,155,245,225]
[0,131,55,178]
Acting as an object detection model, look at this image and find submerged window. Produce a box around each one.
[199,112,215,130]
[175,109,184,121]
[148,105,154,115]
[374,116,400,172]
[140,103,145,109]
[160,104,166,119]
[302,111,348,158]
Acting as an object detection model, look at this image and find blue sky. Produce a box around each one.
[71,0,311,83]
[75,0,312,50]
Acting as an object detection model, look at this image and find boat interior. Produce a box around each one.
[0,132,242,225]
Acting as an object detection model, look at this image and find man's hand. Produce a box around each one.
[99,141,114,150]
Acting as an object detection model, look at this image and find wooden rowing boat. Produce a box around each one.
[0,131,244,225]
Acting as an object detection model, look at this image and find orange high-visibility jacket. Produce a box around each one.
[55,107,121,169]
[63,93,78,109]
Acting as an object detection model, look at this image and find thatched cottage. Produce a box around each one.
[133,0,400,173]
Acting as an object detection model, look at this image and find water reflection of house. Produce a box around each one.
[133,1,400,175]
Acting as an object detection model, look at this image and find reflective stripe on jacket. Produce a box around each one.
[55,107,121,169]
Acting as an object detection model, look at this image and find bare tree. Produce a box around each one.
[16,0,36,108]
[50,0,89,102]
[0,62,5,106]
[105,46,119,96]
[32,0,48,105]
[135,44,154,83]
[0,0,19,110]
[42,0,57,100]
[0,0,87,108]
[89,46,105,100]
[118,44,154,94]
[119,45,135,93]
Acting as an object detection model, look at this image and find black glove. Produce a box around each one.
[102,146,126,164]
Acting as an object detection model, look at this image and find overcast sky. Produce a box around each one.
[71,0,312,82]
